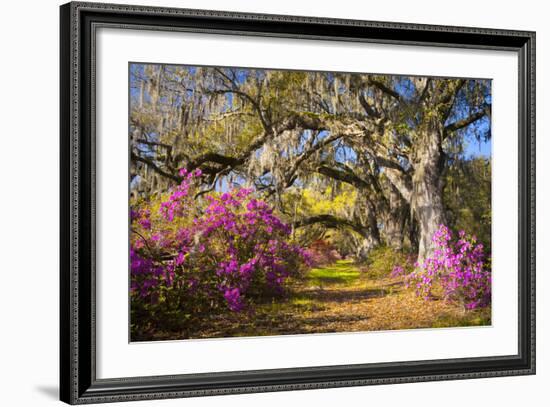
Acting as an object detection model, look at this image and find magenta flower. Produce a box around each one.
[400,225,491,309]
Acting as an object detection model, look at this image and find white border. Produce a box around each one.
[96,28,518,379]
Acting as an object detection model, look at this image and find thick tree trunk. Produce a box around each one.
[365,200,381,244]
[411,126,446,264]
[384,184,407,250]
[408,216,419,252]
[355,200,381,261]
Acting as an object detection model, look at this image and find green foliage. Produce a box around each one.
[362,246,414,279]
[444,158,491,251]
[281,183,362,250]
[283,185,357,218]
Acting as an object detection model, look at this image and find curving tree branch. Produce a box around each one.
[293,214,370,237]
[444,105,491,135]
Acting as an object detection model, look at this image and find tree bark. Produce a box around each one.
[384,184,407,250]
[411,124,446,264]
[355,200,381,261]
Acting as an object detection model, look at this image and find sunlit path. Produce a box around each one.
[182,260,490,340]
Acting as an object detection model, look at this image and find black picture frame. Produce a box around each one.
[60,1,536,404]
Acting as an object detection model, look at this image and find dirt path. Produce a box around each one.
[193,260,490,339]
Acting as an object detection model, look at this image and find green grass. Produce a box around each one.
[307,260,361,286]
[431,310,492,328]
[291,297,314,306]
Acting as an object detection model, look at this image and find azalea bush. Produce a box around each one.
[398,225,491,310]
[130,169,308,338]
[305,239,341,267]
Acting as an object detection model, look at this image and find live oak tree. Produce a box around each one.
[332,74,491,261]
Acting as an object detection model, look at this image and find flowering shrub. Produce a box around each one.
[130,169,308,338]
[305,239,341,267]
[404,225,491,310]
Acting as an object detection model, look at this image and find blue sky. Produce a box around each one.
[465,138,491,158]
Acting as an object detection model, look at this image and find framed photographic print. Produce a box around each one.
[60,1,536,404]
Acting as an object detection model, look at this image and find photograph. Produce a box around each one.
[129,63,493,342]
